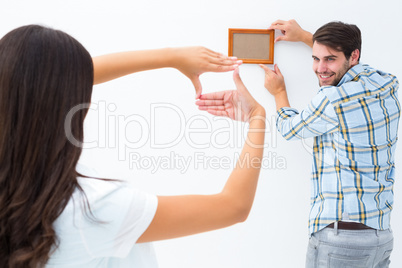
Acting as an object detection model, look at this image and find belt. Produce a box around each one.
[327,221,374,230]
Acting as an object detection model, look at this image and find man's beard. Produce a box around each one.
[317,61,351,87]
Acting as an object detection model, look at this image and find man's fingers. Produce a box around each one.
[269,19,287,30]
[259,64,273,74]
[270,24,286,32]
[271,19,287,25]
[275,35,286,43]
[274,64,282,76]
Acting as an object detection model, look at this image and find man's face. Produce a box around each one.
[312,42,353,87]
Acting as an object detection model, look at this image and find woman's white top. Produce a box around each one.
[46,164,158,267]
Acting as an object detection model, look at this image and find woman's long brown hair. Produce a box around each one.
[0,25,94,267]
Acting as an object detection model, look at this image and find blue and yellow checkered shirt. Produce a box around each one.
[276,64,400,234]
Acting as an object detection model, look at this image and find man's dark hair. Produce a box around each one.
[313,21,361,61]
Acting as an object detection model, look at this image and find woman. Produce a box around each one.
[0,25,266,267]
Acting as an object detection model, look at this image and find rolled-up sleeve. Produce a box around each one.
[276,91,339,140]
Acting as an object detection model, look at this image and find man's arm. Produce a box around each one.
[260,20,338,139]
[269,19,313,47]
[258,64,339,140]
[259,64,290,111]
[260,20,313,111]
[275,93,339,140]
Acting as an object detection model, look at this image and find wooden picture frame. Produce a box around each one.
[228,28,275,64]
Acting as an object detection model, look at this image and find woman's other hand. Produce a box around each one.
[195,68,264,122]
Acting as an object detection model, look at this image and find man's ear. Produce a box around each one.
[350,49,360,65]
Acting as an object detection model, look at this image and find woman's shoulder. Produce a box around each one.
[74,163,128,200]
[73,163,156,211]
[59,163,157,224]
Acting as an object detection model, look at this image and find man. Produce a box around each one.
[262,20,400,267]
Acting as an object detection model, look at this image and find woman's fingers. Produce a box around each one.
[196,99,226,112]
[198,105,226,111]
[203,47,222,57]
[198,91,227,100]
[195,99,224,106]
[191,77,202,99]
[206,110,229,118]
[203,48,242,72]
[233,68,248,93]
[208,59,242,72]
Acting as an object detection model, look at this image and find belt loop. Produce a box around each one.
[334,221,338,236]
[376,229,379,237]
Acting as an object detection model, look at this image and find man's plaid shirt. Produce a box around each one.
[276,64,400,234]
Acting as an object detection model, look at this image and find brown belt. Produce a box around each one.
[327,221,374,230]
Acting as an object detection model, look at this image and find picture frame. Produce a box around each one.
[228,28,275,64]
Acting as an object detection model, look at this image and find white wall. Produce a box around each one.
[2,0,402,267]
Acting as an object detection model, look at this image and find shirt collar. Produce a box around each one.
[336,63,365,86]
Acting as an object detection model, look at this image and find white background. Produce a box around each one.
[2,0,402,267]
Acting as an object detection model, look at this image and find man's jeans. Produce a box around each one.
[306,224,393,268]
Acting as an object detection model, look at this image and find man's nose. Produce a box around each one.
[317,61,327,73]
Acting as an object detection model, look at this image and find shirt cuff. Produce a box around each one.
[277,107,299,118]
[276,107,299,122]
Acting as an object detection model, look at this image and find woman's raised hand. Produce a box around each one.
[195,68,263,122]
[171,47,242,99]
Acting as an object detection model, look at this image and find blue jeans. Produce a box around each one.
[306,224,393,268]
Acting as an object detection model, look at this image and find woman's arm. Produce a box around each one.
[92,47,242,98]
[137,68,265,242]
[137,71,265,242]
